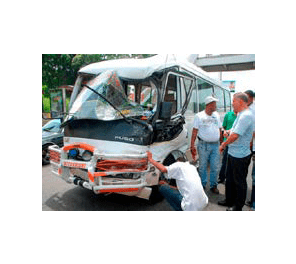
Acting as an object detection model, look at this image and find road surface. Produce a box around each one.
[42,161,254,211]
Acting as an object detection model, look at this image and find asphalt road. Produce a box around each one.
[42,160,254,211]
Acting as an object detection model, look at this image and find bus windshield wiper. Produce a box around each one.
[83,84,132,124]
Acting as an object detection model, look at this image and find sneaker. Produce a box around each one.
[218,199,232,207]
[218,179,225,184]
[210,186,219,194]
[245,200,252,207]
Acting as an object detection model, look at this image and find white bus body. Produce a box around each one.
[49,54,231,200]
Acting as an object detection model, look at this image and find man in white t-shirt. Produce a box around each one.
[147,151,208,211]
[190,96,222,194]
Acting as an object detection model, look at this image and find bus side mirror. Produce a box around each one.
[159,102,172,121]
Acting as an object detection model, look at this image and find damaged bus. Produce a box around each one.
[49,54,231,200]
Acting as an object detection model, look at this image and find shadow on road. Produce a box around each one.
[203,182,252,211]
[44,183,252,211]
[44,187,172,211]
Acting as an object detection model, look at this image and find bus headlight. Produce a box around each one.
[82,150,93,161]
[68,148,79,159]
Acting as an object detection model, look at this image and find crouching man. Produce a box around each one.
[147,151,208,211]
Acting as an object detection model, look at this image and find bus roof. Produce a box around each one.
[79,54,229,90]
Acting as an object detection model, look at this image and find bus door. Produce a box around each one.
[162,72,194,117]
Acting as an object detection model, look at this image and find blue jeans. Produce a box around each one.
[197,141,220,188]
[159,185,183,211]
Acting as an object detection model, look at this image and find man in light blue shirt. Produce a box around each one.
[245,89,255,210]
[218,92,255,211]
[228,109,254,158]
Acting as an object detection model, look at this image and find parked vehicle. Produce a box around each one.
[49,55,231,200]
[42,119,63,164]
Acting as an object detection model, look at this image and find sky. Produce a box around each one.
[183,54,255,93]
[207,70,255,93]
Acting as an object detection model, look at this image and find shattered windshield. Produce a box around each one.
[70,70,146,121]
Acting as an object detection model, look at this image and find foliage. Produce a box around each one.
[42,54,76,89]
[71,54,106,73]
[42,85,49,97]
[42,96,50,112]
[42,54,155,113]
[71,54,155,73]
[42,54,155,89]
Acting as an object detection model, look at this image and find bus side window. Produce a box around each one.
[186,85,197,114]
[127,84,135,102]
[164,74,181,115]
[225,90,231,112]
[214,86,225,113]
[164,73,193,116]
[197,79,213,111]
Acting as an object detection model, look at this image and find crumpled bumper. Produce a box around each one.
[48,143,155,197]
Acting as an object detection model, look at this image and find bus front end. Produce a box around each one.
[49,70,161,199]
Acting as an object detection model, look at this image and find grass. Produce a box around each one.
[42,96,50,112]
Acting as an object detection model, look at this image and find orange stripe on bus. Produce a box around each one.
[93,172,107,177]
[96,159,148,171]
[99,188,139,193]
[63,161,86,169]
[63,143,95,153]
[88,171,94,182]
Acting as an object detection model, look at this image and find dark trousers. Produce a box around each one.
[225,154,252,210]
[250,157,255,208]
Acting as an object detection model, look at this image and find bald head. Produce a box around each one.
[233,92,249,103]
[232,92,249,113]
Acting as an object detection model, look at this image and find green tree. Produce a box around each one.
[71,54,106,73]
[42,54,76,91]
[43,54,156,91]
[71,54,156,73]
[42,54,156,113]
